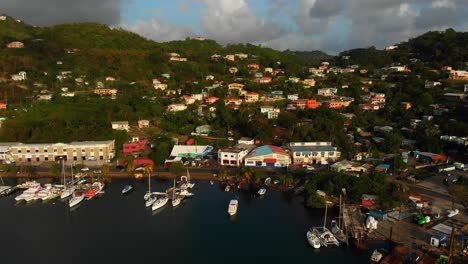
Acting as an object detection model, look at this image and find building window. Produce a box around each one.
[27,150,30,153]
[44,149,47,152]
[36,157,40,162]
[256,161,262,166]
[54,149,57,152]
[329,152,334,156]
[73,156,77,161]
[45,157,48,161]
[230,155,234,158]
[18,150,22,153]
[100,156,103,160]
[35,149,39,152]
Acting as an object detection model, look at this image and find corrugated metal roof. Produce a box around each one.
[246,145,286,158]
[289,145,336,152]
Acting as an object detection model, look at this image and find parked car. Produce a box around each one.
[81,167,90,172]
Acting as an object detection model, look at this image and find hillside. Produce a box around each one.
[285,50,334,66]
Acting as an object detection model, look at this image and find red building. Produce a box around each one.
[294,99,320,109]
[123,140,146,154]
[133,158,154,166]
[0,102,7,110]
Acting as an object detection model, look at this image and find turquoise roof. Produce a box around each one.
[246,145,286,158]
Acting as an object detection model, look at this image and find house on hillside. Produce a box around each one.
[224,55,235,61]
[248,63,260,70]
[244,145,291,168]
[411,151,447,164]
[288,142,340,165]
[244,92,259,103]
[0,102,7,110]
[302,79,316,87]
[228,67,238,74]
[317,88,337,97]
[11,71,27,81]
[167,104,187,112]
[238,137,255,145]
[123,140,146,154]
[6,41,24,48]
[105,76,116,81]
[153,79,168,90]
[94,89,117,98]
[111,121,129,132]
[138,120,150,129]
[330,160,371,173]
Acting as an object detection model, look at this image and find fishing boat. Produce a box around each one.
[171,178,181,207]
[227,199,238,216]
[225,185,230,192]
[370,249,384,263]
[258,187,267,196]
[179,189,194,197]
[306,229,321,249]
[264,177,271,185]
[69,191,85,208]
[121,185,133,195]
[152,195,169,211]
[84,182,105,199]
[36,185,55,201]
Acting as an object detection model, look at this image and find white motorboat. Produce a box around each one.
[314,227,339,247]
[306,229,321,249]
[264,177,271,185]
[36,185,54,201]
[16,181,40,189]
[69,191,85,208]
[145,195,157,207]
[152,196,169,211]
[258,187,266,196]
[225,185,230,192]
[15,186,41,202]
[179,189,194,197]
[185,168,195,188]
[227,199,238,216]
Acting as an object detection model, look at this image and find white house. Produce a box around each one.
[317,88,337,97]
[37,94,52,101]
[267,109,280,119]
[111,121,129,132]
[167,104,187,112]
[11,71,27,81]
[0,15,6,21]
[287,94,299,101]
[288,142,341,165]
[425,81,442,89]
[206,75,214,81]
[218,147,249,167]
[61,92,75,97]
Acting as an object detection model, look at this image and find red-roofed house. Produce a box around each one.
[295,99,320,109]
[0,102,7,110]
[259,77,272,83]
[123,140,146,154]
[248,63,260,70]
[6,41,24,48]
[206,96,219,104]
[244,145,291,167]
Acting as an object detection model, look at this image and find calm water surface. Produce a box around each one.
[0,178,371,264]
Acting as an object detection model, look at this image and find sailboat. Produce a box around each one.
[331,194,347,243]
[144,172,157,207]
[61,163,75,199]
[315,203,340,247]
[152,195,169,211]
[185,168,195,189]
[171,178,181,207]
[69,191,85,208]
[121,185,133,195]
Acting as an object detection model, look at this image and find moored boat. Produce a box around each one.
[225,185,230,192]
[84,182,105,199]
[152,196,169,211]
[69,191,85,207]
[306,229,321,249]
[145,195,157,207]
[258,187,267,196]
[121,185,133,195]
[227,199,238,216]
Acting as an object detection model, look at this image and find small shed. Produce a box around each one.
[430,233,447,248]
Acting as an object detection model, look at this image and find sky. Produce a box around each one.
[1,0,467,54]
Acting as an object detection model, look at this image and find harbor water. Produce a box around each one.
[0,178,371,263]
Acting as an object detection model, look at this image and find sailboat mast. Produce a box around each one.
[148,172,151,193]
[173,178,176,200]
[339,194,342,229]
[323,203,328,229]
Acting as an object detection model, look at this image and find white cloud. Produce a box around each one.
[122,17,196,42]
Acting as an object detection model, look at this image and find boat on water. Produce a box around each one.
[48,188,62,200]
[121,185,133,195]
[77,178,87,185]
[61,163,75,199]
[171,178,182,207]
[314,227,339,247]
[227,199,238,216]
[330,220,346,242]
[210,180,214,185]
[16,181,40,189]
[145,195,157,207]
[258,187,267,196]
[179,189,194,197]
[264,177,271,185]
[152,196,169,211]
[306,229,321,249]
[36,185,55,201]
[84,182,105,199]
[69,191,85,208]
[15,186,41,202]
[225,185,230,192]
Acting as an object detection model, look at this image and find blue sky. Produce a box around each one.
[1,0,467,53]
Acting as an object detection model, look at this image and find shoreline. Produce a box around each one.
[0,172,220,181]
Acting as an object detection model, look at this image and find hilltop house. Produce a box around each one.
[317,88,337,97]
[294,99,320,109]
[138,120,150,129]
[0,102,7,110]
[449,70,468,80]
[11,71,27,81]
[288,142,340,165]
[94,88,117,97]
[111,121,129,132]
[228,67,238,74]
[153,79,168,90]
[6,41,24,48]
[248,63,260,70]
[167,104,187,112]
[123,140,146,154]
[238,137,255,145]
[224,55,235,61]
[244,145,291,168]
[244,92,259,103]
[302,79,316,87]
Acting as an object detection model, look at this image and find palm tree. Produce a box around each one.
[126,159,135,173]
[143,164,153,178]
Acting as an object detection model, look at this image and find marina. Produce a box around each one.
[0,178,371,264]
